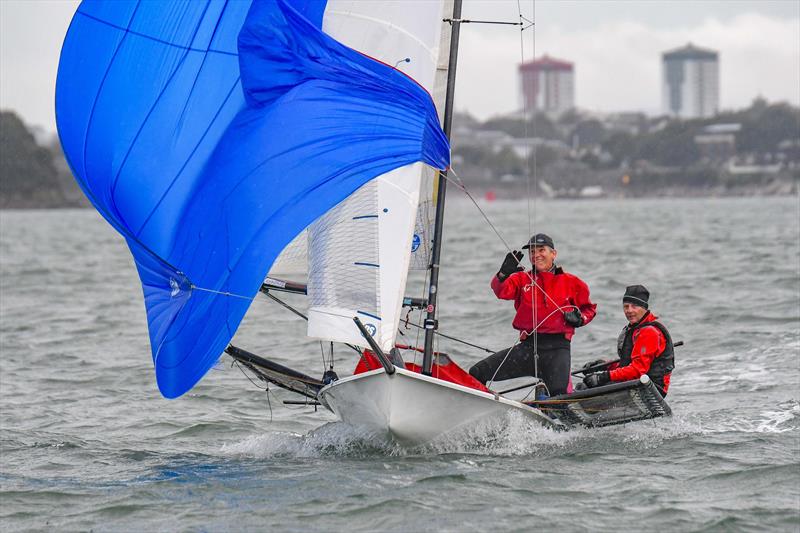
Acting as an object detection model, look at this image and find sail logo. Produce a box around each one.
[169,278,181,297]
[365,323,377,337]
[411,234,421,252]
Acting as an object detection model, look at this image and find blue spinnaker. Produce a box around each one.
[56,0,450,398]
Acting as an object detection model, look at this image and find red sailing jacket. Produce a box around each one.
[490,267,597,341]
[608,312,671,392]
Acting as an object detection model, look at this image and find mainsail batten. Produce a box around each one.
[305,0,450,352]
[267,1,453,280]
[56,0,450,398]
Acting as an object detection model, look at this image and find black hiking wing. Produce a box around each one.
[527,377,671,428]
[225,345,324,400]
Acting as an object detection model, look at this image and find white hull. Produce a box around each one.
[318,367,562,444]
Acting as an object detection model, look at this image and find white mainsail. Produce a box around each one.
[411,4,452,271]
[267,1,453,279]
[303,0,451,351]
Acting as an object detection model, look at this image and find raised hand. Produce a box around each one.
[497,250,524,281]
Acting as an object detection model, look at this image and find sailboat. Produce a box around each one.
[56,0,670,444]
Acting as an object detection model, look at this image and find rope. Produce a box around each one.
[190,284,254,301]
[518,305,578,338]
[484,307,574,388]
[445,170,570,312]
[487,336,522,388]
[446,168,513,250]
[232,359,273,421]
[402,318,494,353]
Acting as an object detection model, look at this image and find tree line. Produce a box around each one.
[453,98,800,174]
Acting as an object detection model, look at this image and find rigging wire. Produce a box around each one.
[264,291,308,320]
[232,359,273,421]
[318,341,327,373]
[444,169,566,313]
[400,317,494,353]
[517,0,539,377]
[190,284,254,301]
[413,216,435,368]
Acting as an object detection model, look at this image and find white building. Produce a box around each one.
[662,43,719,119]
[519,55,574,116]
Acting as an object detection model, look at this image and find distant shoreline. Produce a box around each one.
[2,183,796,210]
[436,180,799,201]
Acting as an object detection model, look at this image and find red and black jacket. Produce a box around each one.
[490,266,596,341]
[610,312,675,394]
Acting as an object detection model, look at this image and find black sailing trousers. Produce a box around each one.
[468,333,571,396]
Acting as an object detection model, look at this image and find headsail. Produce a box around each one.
[55,0,449,398]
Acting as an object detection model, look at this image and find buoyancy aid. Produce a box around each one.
[616,313,675,392]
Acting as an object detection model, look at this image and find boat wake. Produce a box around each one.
[693,399,800,435]
[219,423,398,459]
[218,397,800,462]
[218,410,690,459]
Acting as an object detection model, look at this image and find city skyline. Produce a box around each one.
[516,42,723,120]
[1,0,798,132]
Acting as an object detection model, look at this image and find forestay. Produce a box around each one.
[55,0,449,398]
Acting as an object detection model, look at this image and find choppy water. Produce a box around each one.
[1,196,799,532]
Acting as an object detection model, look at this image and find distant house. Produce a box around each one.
[777,138,800,168]
[602,112,648,136]
[454,126,569,159]
[694,123,740,162]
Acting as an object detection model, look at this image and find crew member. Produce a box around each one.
[583,284,675,395]
[469,233,596,396]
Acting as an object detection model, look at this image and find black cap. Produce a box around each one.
[623,285,650,309]
[522,233,555,250]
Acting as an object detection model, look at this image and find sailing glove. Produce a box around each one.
[583,371,610,388]
[564,308,584,327]
[497,250,524,281]
[581,358,608,371]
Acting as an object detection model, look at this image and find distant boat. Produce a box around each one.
[579,185,605,198]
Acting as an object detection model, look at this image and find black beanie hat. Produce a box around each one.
[623,285,649,309]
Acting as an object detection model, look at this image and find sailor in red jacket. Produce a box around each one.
[583,285,675,395]
[469,233,596,396]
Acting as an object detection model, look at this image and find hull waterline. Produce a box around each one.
[318,367,562,444]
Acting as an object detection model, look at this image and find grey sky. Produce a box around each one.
[1,0,798,133]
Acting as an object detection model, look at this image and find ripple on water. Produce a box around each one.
[2,200,799,531]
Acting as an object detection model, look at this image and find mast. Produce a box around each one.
[422,0,463,375]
